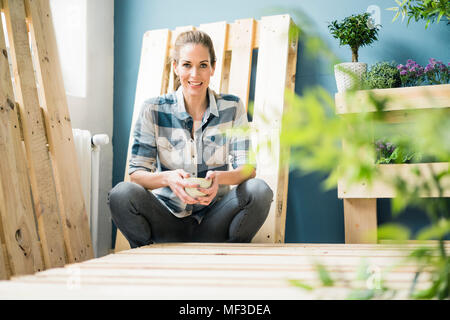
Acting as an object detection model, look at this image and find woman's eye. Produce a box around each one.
[183,63,191,68]
[200,63,208,68]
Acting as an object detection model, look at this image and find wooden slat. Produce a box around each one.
[227,18,255,111]
[199,21,228,93]
[167,25,195,93]
[338,162,450,198]
[24,0,93,263]
[3,0,66,269]
[124,29,171,183]
[0,188,10,280]
[335,84,450,114]
[343,199,377,244]
[0,243,441,299]
[114,29,172,253]
[0,14,44,276]
[251,15,293,243]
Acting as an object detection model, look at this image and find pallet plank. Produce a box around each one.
[114,29,172,253]
[167,25,195,93]
[0,14,44,276]
[24,0,93,263]
[3,0,66,269]
[335,84,450,114]
[0,243,439,299]
[251,15,293,243]
[198,21,228,93]
[227,18,255,111]
[338,162,450,198]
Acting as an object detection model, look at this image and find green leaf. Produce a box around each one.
[416,218,450,241]
[316,263,334,287]
[347,289,375,300]
[288,279,314,291]
[377,223,411,242]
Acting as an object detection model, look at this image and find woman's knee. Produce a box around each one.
[240,178,274,205]
[108,182,145,212]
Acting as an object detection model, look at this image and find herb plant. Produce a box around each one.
[364,62,402,89]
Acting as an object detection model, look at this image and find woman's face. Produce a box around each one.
[174,43,215,101]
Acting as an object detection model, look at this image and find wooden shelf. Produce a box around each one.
[338,162,450,199]
[335,84,450,243]
[335,84,450,114]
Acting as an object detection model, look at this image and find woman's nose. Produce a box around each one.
[190,67,199,77]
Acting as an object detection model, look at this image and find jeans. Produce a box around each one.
[108,178,273,248]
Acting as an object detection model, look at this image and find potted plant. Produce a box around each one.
[328,12,381,92]
[363,61,402,89]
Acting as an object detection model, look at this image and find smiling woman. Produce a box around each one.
[108,30,272,247]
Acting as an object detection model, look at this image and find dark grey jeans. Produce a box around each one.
[108,178,273,248]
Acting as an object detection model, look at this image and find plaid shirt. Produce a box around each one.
[129,87,253,221]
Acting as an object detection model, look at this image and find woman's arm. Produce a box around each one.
[215,165,256,186]
[130,169,203,204]
[129,170,171,190]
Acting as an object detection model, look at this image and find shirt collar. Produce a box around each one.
[175,87,219,121]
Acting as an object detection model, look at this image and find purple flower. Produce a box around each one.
[400,70,407,76]
[425,64,434,72]
[429,58,437,64]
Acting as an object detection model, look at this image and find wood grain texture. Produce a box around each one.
[343,199,377,244]
[335,84,450,114]
[25,0,93,263]
[0,14,44,276]
[3,0,66,269]
[251,15,294,243]
[0,242,444,299]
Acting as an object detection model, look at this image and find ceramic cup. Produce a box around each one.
[184,177,212,198]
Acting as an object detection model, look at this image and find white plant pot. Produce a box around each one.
[334,62,367,93]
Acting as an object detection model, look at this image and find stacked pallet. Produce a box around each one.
[0,243,443,299]
[116,14,299,251]
[0,0,92,280]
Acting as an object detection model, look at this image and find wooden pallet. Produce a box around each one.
[335,84,450,244]
[0,242,444,299]
[0,0,93,280]
[115,14,298,251]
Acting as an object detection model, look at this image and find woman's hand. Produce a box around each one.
[196,171,219,206]
[166,169,201,204]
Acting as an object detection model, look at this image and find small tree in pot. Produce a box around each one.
[328,12,381,92]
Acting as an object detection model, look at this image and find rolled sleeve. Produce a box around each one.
[128,102,158,175]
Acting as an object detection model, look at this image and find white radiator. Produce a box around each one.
[72,129,109,258]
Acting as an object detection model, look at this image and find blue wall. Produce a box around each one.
[113,0,450,243]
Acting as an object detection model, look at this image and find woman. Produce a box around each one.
[108,30,273,248]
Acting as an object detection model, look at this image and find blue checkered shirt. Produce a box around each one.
[129,87,253,221]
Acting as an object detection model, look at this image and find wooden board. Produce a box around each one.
[343,199,377,244]
[0,243,444,299]
[251,15,296,243]
[24,0,93,263]
[335,84,450,114]
[227,18,256,112]
[338,162,450,198]
[0,13,44,276]
[198,21,228,94]
[3,0,66,269]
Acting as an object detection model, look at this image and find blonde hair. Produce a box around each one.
[171,30,216,90]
